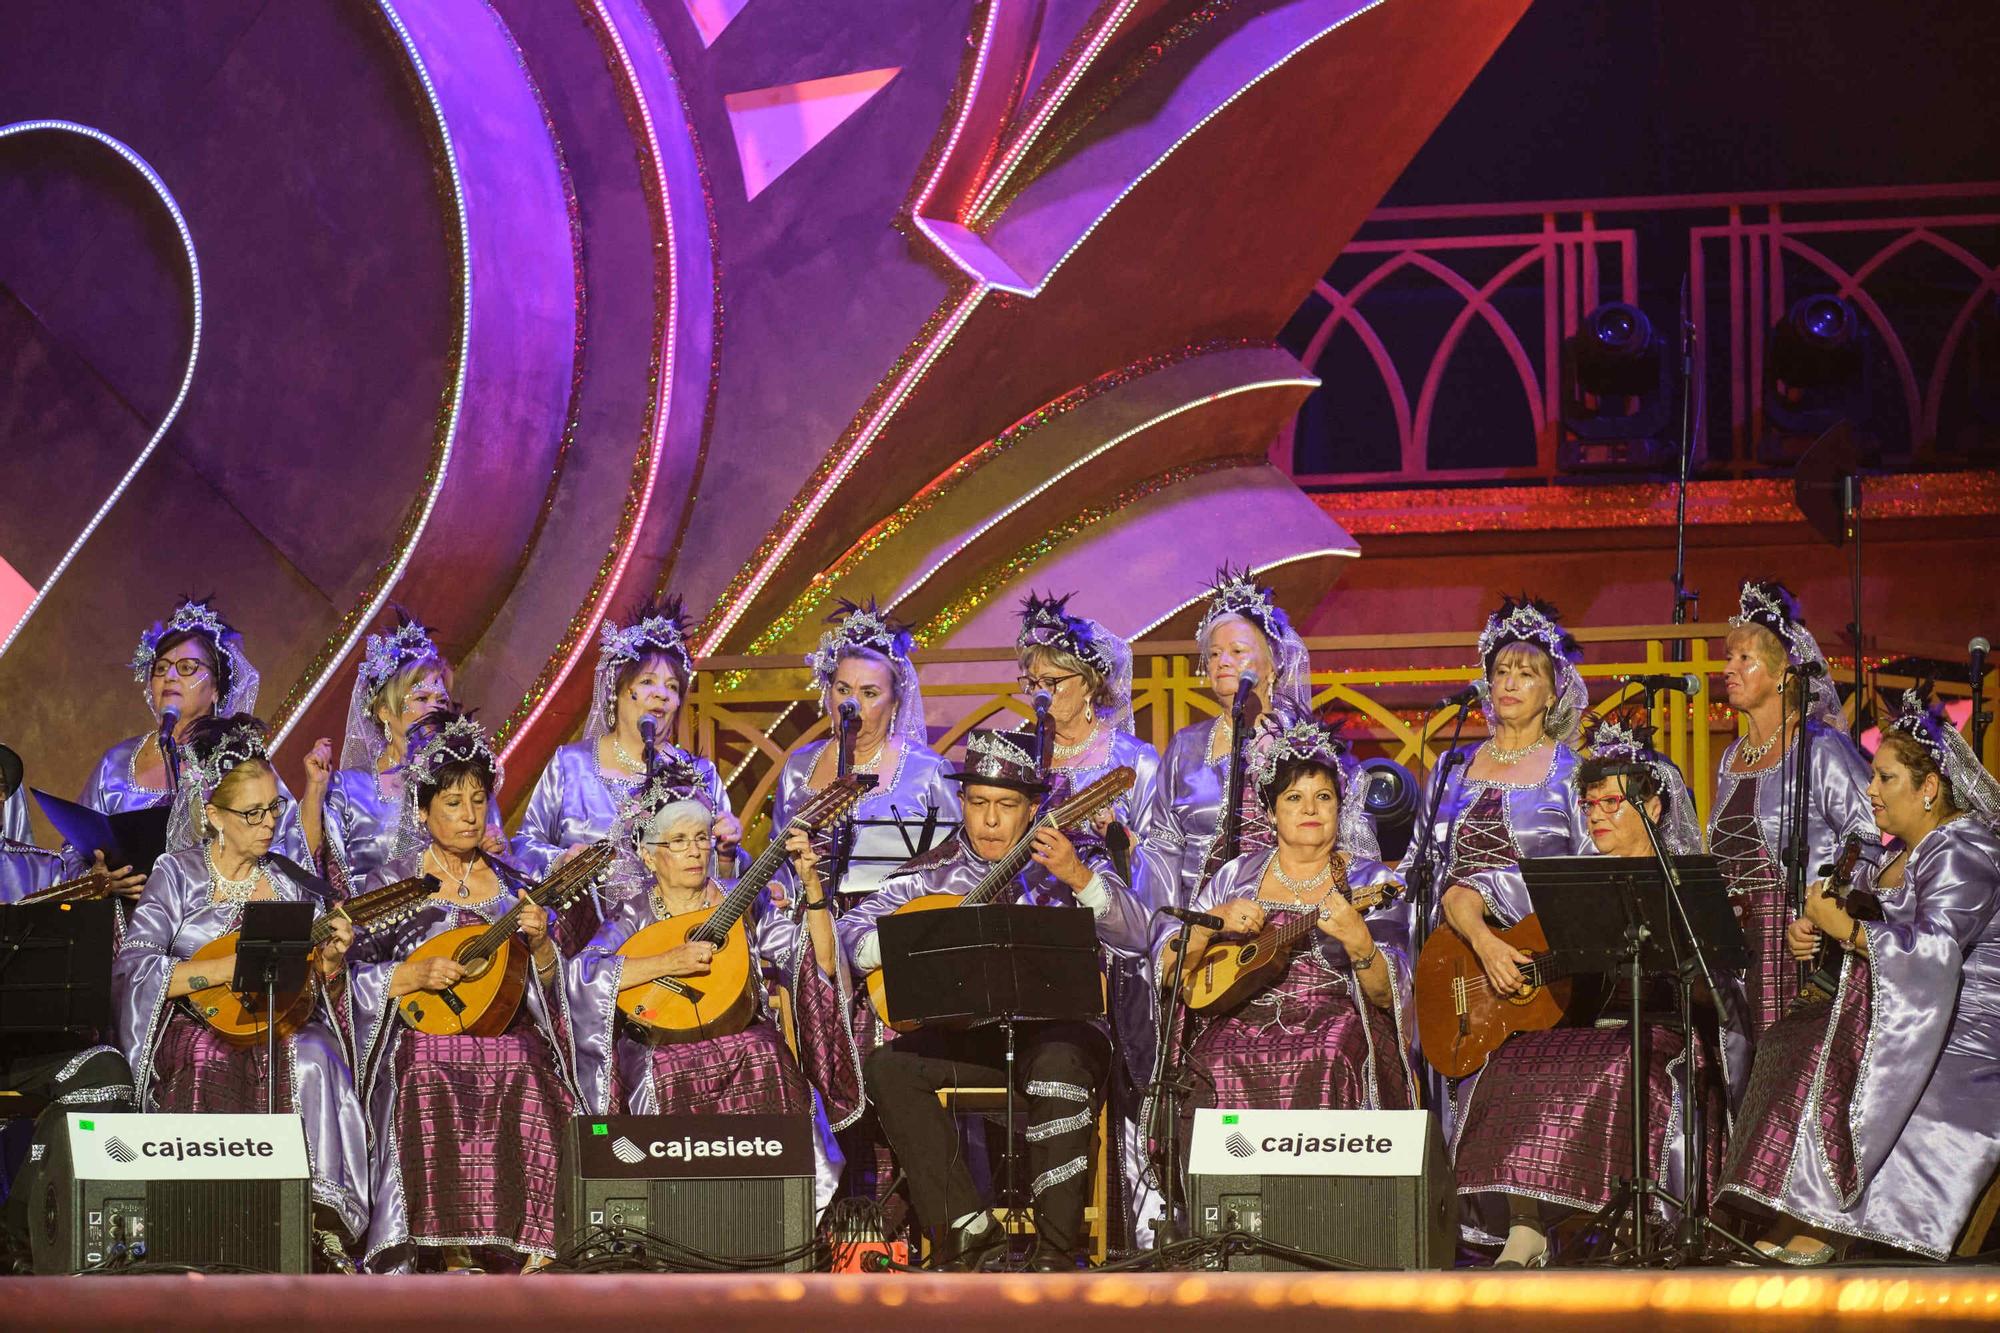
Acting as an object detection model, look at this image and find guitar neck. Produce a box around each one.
[693,831,791,943]
[964,814,1053,906]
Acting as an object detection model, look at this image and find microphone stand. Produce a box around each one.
[1145,915,1202,1249]
[1670,273,1701,633]
[827,708,861,912]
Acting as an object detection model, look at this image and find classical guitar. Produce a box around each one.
[1179,863,1401,1012]
[187,871,440,1045]
[615,778,867,1042]
[1414,914,1581,1078]
[397,843,614,1037]
[1792,834,1872,1010]
[863,767,1135,1030]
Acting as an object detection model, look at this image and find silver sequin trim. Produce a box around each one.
[1025,1108,1094,1142]
[1025,1079,1089,1103]
[56,1084,133,1105]
[55,1046,120,1083]
[1031,1155,1090,1197]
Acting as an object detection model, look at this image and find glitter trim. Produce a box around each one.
[1031,1155,1090,1197]
[1024,1108,1094,1141]
[1024,1079,1090,1103]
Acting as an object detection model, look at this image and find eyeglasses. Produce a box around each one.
[1580,795,1628,815]
[648,833,713,853]
[150,658,212,680]
[212,799,286,827]
[1018,671,1081,695]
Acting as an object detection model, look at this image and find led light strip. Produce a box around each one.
[890,378,1319,607]
[701,1,1386,652]
[498,0,682,765]
[0,120,201,659]
[1131,547,1359,639]
[271,1,470,747]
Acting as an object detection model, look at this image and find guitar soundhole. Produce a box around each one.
[1236,944,1259,965]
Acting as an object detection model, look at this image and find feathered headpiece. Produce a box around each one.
[1196,565,1313,716]
[1729,579,1844,731]
[131,597,260,718]
[1882,689,2000,818]
[341,612,448,770]
[1579,716,1701,854]
[806,598,929,748]
[1016,591,1135,734]
[588,598,695,742]
[1476,594,1587,745]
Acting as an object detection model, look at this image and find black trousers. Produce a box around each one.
[1,1043,136,1258]
[865,1021,1106,1253]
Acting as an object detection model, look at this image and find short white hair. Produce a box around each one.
[643,798,711,844]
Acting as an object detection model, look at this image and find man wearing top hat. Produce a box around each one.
[836,730,1149,1271]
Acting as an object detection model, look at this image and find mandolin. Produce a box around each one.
[15,869,112,906]
[1178,863,1400,1012]
[1792,834,1872,1010]
[186,871,441,1045]
[397,843,614,1037]
[864,767,1135,1030]
[1413,914,1582,1078]
[615,778,867,1042]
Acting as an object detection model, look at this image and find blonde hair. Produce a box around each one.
[203,758,276,840]
[1488,642,1569,739]
[372,656,452,724]
[1724,623,1788,677]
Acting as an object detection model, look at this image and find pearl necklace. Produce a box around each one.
[1270,856,1333,896]
[1483,735,1547,765]
[1051,723,1101,761]
[205,843,263,904]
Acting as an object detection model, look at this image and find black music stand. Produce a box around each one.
[0,901,116,1045]
[1520,855,1745,1264]
[877,905,1103,1267]
[231,902,314,1116]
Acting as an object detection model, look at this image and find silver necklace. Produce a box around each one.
[1051,722,1101,761]
[426,847,477,899]
[1270,856,1333,896]
[1483,735,1547,765]
[1736,725,1783,768]
[608,735,647,773]
[205,843,263,904]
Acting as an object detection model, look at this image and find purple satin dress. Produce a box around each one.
[1157,849,1415,1141]
[1715,817,2000,1258]
[771,740,959,898]
[112,847,370,1241]
[345,850,584,1268]
[1,783,63,902]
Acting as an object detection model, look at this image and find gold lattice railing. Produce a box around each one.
[679,624,1992,853]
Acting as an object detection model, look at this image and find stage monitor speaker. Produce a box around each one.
[1188,1108,1454,1271]
[556,1113,817,1272]
[32,1112,312,1274]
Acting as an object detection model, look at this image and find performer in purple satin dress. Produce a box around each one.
[298,614,473,897]
[346,710,583,1273]
[772,598,959,901]
[1716,691,2000,1264]
[112,715,369,1271]
[511,600,736,925]
[1155,720,1413,1157]
[1444,722,1726,1268]
[1,764,63,902]
[567,764,857,1210]
[840,730,1153,1271]
[1711,581,1877,1078]
[70,599,306,899]
[1403,596,1592,1136]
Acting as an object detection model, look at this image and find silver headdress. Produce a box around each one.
[600,762,721,901]
[341,616,448,771]
[806,598,930,749]
[1196,565,1313,717]
[1729,579,1845,732]
[1579,717,1702,854]
[131,598,260,719]
[587,599,696,743]
[1017,592,1135,735]
[392,711,504,860]
[1477,594,1587,745]
[1883,689,2000,818]
[165,716,273,853]
[1244,716,1379,857]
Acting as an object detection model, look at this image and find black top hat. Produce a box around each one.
[945,730,1048,795]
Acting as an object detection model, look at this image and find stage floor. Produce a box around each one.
[1,1268,1995,1332]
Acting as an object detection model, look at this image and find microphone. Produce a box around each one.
[1624,673,1703,696]
[1232,670,1259,716]
[1437,682,1484,709]
[1785,660,1830,679]
[638,715,658,778]
[159,706,180,743]
[836,699,859,780]
[1159,904,1225,931]
[1971,636,1989,689]
[1033,690,1053,772]
[158,706,182,788]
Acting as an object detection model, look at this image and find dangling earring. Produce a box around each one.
[1923,794,1935,811]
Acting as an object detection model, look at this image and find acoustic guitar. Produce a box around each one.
[863,767,1135,1031]
[615,778,867,1042]
[1178,864,1400,1012]
[1792,833,1872,1010]
[186,871,440,1044]
[1414,914,1579,1078]
[397,843,614,1037]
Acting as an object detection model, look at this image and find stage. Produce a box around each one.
[2,1269,1995,1332]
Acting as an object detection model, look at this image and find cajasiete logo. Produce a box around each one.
[104,1136,138,1165]
[1224,1131,1257,1159]
[81,1117,279,1162]
[610,1136,647,1166]
[1214,1112,1397,1160]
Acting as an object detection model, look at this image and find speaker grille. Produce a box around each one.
[149,1179,284,1270]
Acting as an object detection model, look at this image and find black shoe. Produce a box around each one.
[1026,1245,1079,1273]
[933,1213,1005,1272]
